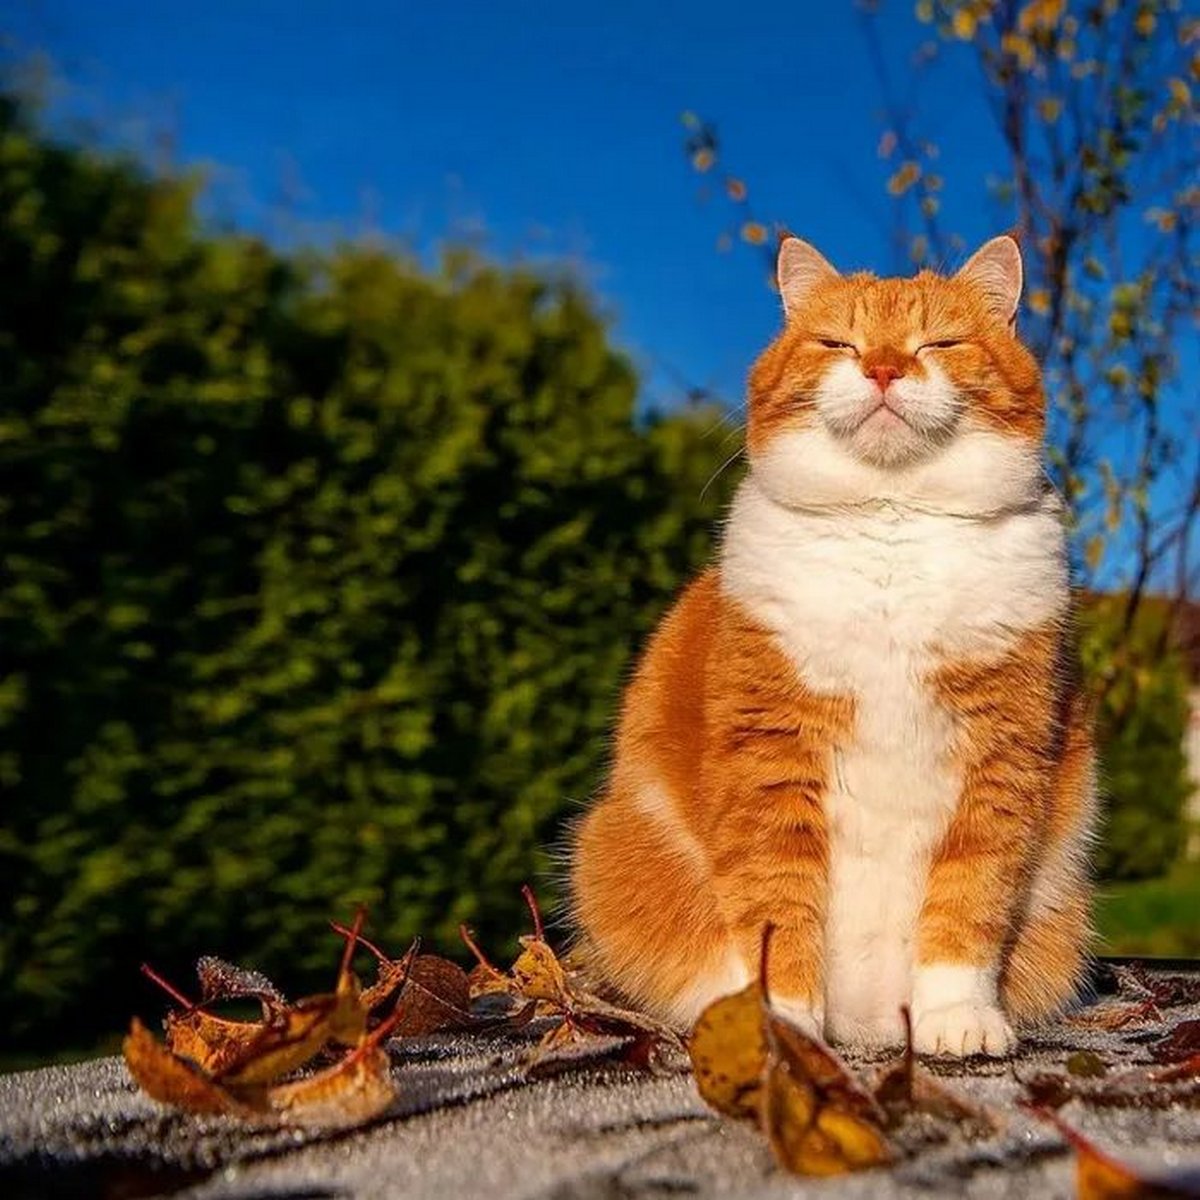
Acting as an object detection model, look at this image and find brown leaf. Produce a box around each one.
[566,993,683,1054]
[1023,1069,1200,1112]
[165,1007,279,1075]
[1031,1108,1200,1199]
[123,1019,263,1118]
[184,921,367,1084]
[389,955,473,1035]
[265,1044,396,1129]
[461,923,519,1000]
[688,928,891,1177]
[1151,1019,1200,1065]
[1142,975,1200,1010]
[873,1010,995,1135]
[461,887,587,1019]
[764,1017,891,1176]
[522,1019,670,1079]
[328,921,419,1016]
[1151,1054,1200,1084]
[1066,999,1162,1030]
[463,888,680,1067]
[209,972,364,1086]
[196,956,287,1011]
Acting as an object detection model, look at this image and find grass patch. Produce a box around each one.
[1096,857,1200,957]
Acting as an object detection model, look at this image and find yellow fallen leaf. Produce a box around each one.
[689,983,767,1121]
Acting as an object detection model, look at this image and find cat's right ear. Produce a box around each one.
[776,236,839,319]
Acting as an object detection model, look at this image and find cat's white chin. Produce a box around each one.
[751,423,1047,519]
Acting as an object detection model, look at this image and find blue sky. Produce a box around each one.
[7,0,1012,407]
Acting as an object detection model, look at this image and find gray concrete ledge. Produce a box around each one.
[2,971,1199,1199]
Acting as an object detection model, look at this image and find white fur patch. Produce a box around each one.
[911,964,1013,1056]
[912,963,998,1011]
[631,776,708,871]
[669,947,751,1028]
[720,465,1068,1046]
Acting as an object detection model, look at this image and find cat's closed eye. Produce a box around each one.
[917,339,965,352]
[817,338,857,352]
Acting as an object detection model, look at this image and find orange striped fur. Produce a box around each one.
[569,236,1097,1056]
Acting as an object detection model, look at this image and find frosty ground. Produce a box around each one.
[2,965,1198,1200]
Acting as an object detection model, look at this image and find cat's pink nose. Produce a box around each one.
[868,364,903,392]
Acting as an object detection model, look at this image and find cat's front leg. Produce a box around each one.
[705,725,833,1039]
[912,631,1059,1057]
[709,834,827,1039]
[702,604,852,1038]
[911,965,1013,1056]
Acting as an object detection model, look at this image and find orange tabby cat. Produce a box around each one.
[569,235,1096,1057]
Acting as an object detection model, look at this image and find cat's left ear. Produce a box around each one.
[956,235,1023,327]
[777,236,839,319]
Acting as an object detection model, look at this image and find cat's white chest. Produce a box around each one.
[720,476,1067,1041]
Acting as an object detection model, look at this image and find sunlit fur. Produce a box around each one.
[569,237,1097,1057]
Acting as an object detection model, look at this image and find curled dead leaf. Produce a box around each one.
[764,1017,891,1176]
[1151,1019,1200,1065]
[873,1008,997,1137]
[123,1019,263,1118]
[389,955,473,1035]
[330,920,419,1015]
[688,927,891,1177]
[1066,999,1162,1030]
[1030,1107,1200,1199]
[196,956,287,1011]
[165,1007,278,1076]
[265,1044,396,1128]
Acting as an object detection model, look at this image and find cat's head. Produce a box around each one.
[747,234,1046,515]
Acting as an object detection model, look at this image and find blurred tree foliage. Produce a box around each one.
[1079,597,1192,880]
[0,93,733,1048]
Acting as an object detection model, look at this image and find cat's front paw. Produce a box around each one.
[912,1003,1014,1057]
[768,995,825,1041]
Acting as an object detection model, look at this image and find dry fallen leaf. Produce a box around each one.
[149,911,370,1085]
[389,955,473,1035]
[462,886,569,1013]
[690,984,768,1120]
[216,987,364,1087]
[196,956,288,1011]
[873,1008,996,1137]
[165,1007,277,1076]
[1151,1019,1200,1065]
[1030,1107,1200,1199]
[1122,969,1200,1012]
[688,927,891,1177]
[330,921,470,1034]
[123,1018,263,1118]
[126,908,406,1130]
[265,1043,396,1128]
[329,921,419,1015]
[1151,1053,1200,1084]
[764,1015,891,1176]
[461,886,682,1069]
[1067,999,1163,1031]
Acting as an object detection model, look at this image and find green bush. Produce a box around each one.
[0,94,733,1049]
[1080,595,1192,881]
